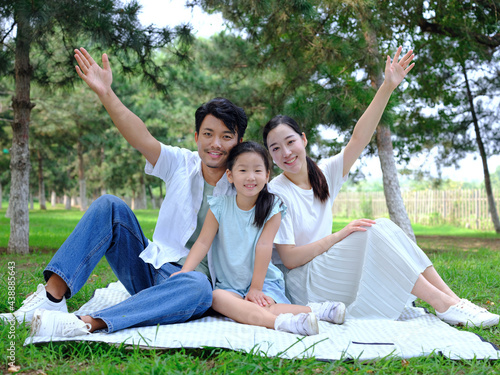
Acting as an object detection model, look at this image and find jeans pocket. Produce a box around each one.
[154,268,169,285]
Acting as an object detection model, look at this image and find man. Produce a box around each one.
[1,48,247,338]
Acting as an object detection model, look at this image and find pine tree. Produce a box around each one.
[0,0,192,253]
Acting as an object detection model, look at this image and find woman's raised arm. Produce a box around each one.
[342,46,415,176]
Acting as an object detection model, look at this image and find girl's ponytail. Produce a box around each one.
[254,183,275,228]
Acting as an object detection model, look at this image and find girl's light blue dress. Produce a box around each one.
[208,195,288,303]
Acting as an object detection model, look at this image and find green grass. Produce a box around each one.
[332,218,500,238]
[1,208,498,251]
[1,208,499,373]
[0,206,158,250]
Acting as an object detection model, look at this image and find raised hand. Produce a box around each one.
[74,47,113,97]
[384,46,415,91]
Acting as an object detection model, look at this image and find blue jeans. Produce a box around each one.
[44,195,212,333]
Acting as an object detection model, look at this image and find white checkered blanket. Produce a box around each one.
[26,282,500,361]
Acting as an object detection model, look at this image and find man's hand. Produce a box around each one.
[75,47,113,98]
[245,288,274,307]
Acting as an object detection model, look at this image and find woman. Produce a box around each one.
[262,47,499,328]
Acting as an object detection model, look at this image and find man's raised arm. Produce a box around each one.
[75,47,161,166]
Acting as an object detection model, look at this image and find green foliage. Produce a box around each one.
[0,0,193,91]
[359,194,373,218]
[392,0,500,170]
[0,75,13,192]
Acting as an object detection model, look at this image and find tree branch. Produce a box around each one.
[0,21,16,45]
[418,19,500,48]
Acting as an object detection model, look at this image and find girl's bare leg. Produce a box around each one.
[211,290,311,329]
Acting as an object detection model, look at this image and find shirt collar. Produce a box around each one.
[196,160,232,191]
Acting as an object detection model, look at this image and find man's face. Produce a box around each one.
[195,114,239,171]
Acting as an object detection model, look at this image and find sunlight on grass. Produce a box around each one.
[1,208,498,250]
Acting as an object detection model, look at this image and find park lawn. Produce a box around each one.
[0,208,499,374]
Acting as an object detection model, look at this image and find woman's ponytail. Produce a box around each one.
[306,156,330,203]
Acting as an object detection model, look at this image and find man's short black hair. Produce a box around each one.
[195,98,247,140]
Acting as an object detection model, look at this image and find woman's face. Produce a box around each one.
[266,124,308,175]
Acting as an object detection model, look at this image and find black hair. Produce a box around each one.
[227,141,278,228]
[263,115,330,203]
[195,97,248,141]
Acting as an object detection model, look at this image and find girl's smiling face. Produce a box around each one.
[266,124,308,175]
[227,151,270,201]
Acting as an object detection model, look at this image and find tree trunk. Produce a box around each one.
[361,18,416,242]
[376,125,416,241]
[77,139,87,211]
[51,190,56,207]
[8,11,34,254]
[37,149,46,210]
[147,184,156,209]
[64,193,71,210]
[6,199,11,218]
[133,175,147,210]
[462,62,500,233]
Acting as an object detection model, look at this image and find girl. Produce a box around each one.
[171,141,345,335]
[263,47,499,328]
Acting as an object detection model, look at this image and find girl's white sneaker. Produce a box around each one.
[307,301,346,324]
[274,312,319,336]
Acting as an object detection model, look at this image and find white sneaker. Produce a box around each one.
[436,299,499,328]
[274,312,319,336]
[307,301,346,324]
[31,309,91,338]
[0,284,68,325]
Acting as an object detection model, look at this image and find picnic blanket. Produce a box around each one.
[26,282,500,361]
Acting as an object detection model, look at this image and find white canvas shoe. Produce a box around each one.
[307,301,346,324]
[274,312,319,336]
[436,299,499,328]
[31,309,91,338]
[0,284,68,325]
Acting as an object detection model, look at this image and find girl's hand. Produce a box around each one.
[384,46,415,91]
[245,288,275,307]
[336,219,376,243]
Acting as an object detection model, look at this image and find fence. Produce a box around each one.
[332,189,500,230]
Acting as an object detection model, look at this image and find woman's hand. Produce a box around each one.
[384,46,415,91]
[336,219,376,243]
[245,288,275,307]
